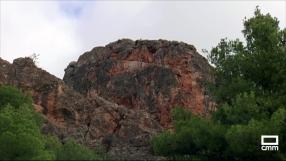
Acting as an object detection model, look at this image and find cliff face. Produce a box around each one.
[64,39,215,127]
[0,39,214,159]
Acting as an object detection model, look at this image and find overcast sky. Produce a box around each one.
[1,0,285,78]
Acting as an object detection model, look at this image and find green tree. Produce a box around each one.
[226,108,286,161]
[0,86,32,109]
[152,7,286,161]
[212,92,269,125]
[0,105,54,160]
[208,7,286,106]
[209,7,286,160]
[226,119,269,160]
[269,108,286,155]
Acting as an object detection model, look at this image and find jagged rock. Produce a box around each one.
[0,39,214,160]
[0,57,162,159]
[64,39,215,128]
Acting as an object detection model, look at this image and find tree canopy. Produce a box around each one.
[152,7,286,161]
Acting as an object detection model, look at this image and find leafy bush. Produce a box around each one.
[152,132,177,156]
[57,139,102,160]
[152,108,226,160]
[0,104,53,160]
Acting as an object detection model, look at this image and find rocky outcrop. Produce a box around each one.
[0,57,162,159]
[0,39,214,160]
[64,39,215,128]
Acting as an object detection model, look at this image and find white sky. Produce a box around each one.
[1,0,285,78]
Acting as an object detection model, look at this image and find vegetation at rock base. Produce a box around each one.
[0,85,103,160]
[152,7,286,161]
[0,86,33,109]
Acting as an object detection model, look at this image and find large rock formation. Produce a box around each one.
[0,39,214,160]
[64,39,215,128]
[0,57,162,159]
